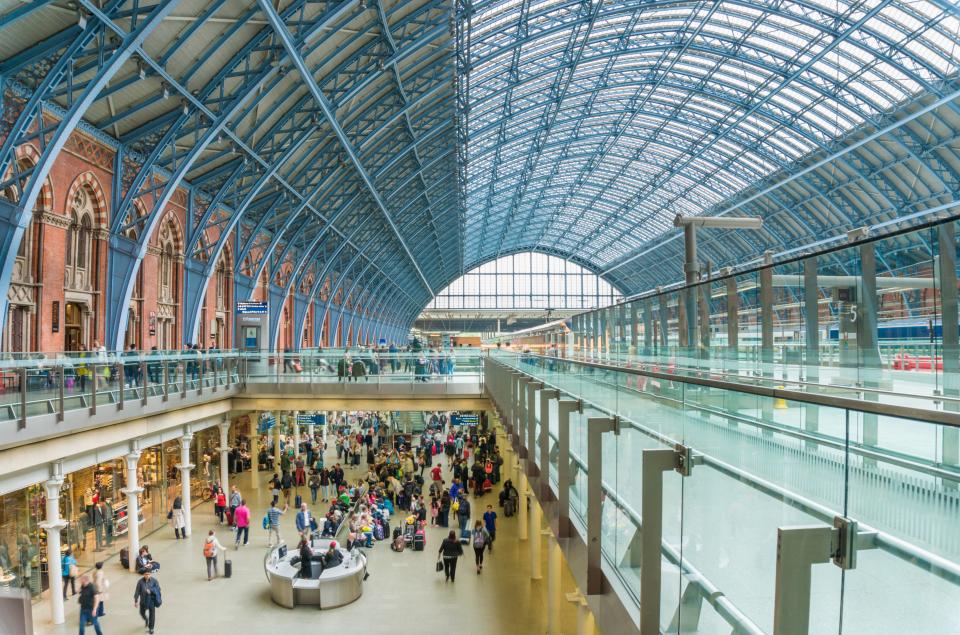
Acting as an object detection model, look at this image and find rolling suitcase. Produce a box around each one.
[294,494,302,509]
[224,559,232,578]
[459,528,471,545]
[120,547,129,569]
[413,532,425,551]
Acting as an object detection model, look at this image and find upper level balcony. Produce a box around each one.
[0,349,485,451]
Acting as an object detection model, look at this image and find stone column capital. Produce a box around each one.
[43,477,64,499]
[39,519,68,531]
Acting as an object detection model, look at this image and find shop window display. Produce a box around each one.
[62,461,134,572]
[0,486,44,600]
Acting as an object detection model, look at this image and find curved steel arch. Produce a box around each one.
[463,0,960,297]
[2,0,960,341]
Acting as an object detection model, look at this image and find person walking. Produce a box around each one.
[457,495,472,536]
[320,467,331,501]
[280,471,293,505]
[438,530,464,583]
[266,500,287,547]
[170,495,185,539]
[471,520,491,573]
[133,569,161,634]
[439,490,451,528]
[482,504,497,552]
[228,485,242,524]
[203,529,227,580]
[61,548,77,599]
[214,486,227,524]
[234,499,251,548]
[308,471,320,504]
[92,561,109,619]
[77,575,103,635]
[269,473,281,506]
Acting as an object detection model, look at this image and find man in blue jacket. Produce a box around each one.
[133,570,162,634]
[295,502,314,535]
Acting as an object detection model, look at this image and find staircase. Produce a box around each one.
[392,411,426,434]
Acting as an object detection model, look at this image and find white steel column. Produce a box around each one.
[273,416,282,472]
[547,531,562,634]
[218,418,231,492]
[518,474,529,541]
[178,432,195,537]
[293,411,301,458]
[40,466,67,624]
[250,430,260,487]
[530,498,542,579]
[123,449,143,572]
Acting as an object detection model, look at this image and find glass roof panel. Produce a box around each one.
[462,0,960,277]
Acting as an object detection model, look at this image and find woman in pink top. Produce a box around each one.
[233,501,251,548]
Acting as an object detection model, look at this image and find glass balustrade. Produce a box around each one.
[0,348,484,427]
[490,352,960,634]
[544,219,960,410]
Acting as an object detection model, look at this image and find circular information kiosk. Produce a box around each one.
[264,538,367,609]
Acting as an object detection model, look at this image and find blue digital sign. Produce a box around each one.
[236,301,268,315]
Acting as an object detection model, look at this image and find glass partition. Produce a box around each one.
[491,348,960,635]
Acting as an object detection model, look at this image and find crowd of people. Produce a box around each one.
[255,409,508,583]
[331,341,462,382]
[74,407,516,632]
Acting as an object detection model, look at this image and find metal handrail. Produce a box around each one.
[507,353,960,428]
[576,351,960,406]
[494,358,960,590]
[548,432,767,635]
[549,361,960,482]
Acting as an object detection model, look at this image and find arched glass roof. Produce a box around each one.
[426,251,622,310]
[462,0,960,295]
[0,0,959,333]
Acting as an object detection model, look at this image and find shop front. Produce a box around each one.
[0,429,222,605]
[0,485,45,599]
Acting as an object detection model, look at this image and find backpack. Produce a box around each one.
[203,541,216,558]
[262,514,270,530]
[473,530,486,549]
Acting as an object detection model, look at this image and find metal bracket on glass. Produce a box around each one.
[586,416,620,595]
[674,443,702,477]
[773,516,877,635]
[639,444,698,635]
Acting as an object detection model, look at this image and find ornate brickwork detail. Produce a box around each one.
[63,133,113,172]
[65,172,108,227]
[7,282,33,306]
[157,213,184,252]
[157,302,177,319]
[38,211,71,229]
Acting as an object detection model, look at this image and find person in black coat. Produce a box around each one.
[438,530,464,582]
[133,570,162,634]
[323,542,344,568]
[298,538,314,579]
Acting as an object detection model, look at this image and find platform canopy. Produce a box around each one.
[1,0,959,331]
